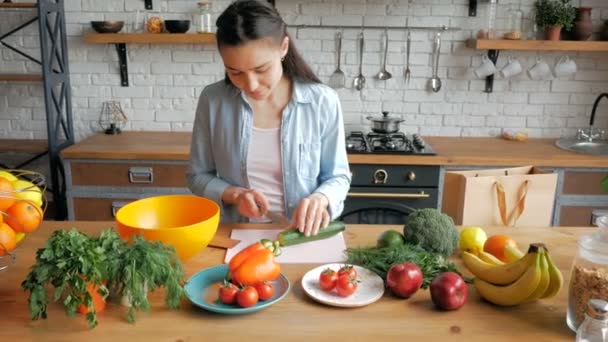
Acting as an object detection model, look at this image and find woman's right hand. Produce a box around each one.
[222,187,269,218]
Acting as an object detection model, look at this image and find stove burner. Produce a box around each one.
[345,131,435,155]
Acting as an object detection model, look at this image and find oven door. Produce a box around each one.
[339,187,438,225]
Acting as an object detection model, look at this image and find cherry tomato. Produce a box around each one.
[336,274,358,297]
[319,268,338,292]
[254,281,275,301]
[237,286,259,308]
[218,281,239,305]
[337,265,357,279]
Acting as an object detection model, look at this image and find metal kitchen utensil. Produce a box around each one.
[328,31,345,89]
[353,32,366,91]
[376,29,392,81]
[265,210,290,226]
[404,30,411,83]
[429,31,442,93]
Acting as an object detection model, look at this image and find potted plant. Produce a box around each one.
[21,228,186,328]
[534,0,576,40]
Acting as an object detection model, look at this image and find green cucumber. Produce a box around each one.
[277,221,346,247]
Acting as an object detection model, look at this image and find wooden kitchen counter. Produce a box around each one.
[0,221,583,341]
[61,131,608,167]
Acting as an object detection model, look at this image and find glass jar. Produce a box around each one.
[567,216,608,332]
[478,0,497,39]
[505,4,523,40]
[195,1,213,33]
[575,299,608,342]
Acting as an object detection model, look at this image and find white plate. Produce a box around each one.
[301,263,385,308]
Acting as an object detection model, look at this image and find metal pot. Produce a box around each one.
[366,111,404,134]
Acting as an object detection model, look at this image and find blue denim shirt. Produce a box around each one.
[186,79,351,223]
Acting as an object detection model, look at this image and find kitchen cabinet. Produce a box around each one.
[61,132,192,220]
[553,168,608,226]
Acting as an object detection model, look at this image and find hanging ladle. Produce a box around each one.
[429,31,442,93]
[353,32,366,91]
[376,28,392,80]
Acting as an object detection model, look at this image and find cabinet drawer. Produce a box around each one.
[559,205,608,226]
[73,197,135,220]
[70,162,188,187]
[562,171,608,195]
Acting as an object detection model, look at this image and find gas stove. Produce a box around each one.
[345,131,435,155]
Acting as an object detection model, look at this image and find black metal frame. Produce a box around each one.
[484,49,500,93]
[469,0,477,16]
[37,0,75,219]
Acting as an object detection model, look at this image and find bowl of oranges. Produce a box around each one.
[0,169,45,270]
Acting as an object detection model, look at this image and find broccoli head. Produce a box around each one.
[402,208,458,258]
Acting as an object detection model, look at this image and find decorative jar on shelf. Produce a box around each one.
[194,1,213,33]
[572,7,593,41]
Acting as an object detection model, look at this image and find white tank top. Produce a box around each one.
[247,126,286,220]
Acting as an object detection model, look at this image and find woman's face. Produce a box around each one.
[219,37,288,101]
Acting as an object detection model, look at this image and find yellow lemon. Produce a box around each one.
[0,170,18,182]
[459,226,487,255]
[15,232,25,244]
[11,180,43,207]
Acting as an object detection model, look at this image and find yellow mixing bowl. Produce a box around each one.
[115,195,220,261]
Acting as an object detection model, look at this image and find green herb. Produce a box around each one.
[21,229,111,328]
[345,243,470,288]
[21,228,186,328]
[534,0,576,30]
[108,235,185,323]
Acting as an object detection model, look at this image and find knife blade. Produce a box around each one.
[265,211,290,226]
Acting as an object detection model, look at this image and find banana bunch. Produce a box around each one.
[462,243,563,306]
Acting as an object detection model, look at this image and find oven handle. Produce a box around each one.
[347,191,430,199]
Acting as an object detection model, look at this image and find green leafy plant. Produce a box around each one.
[107,235,185,323]
[534,0,576,29]
[21,228,185,328]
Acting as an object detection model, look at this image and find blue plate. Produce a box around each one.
[184,264,290,314]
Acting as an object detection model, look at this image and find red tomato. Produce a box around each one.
[338,265,357,279]
[254,281,275,301]
[336,274,358,297]
[218,281,238,305]
[319,268,338,292]
[237,286,259,308]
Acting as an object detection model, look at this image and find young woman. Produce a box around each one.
[187,0,350,236]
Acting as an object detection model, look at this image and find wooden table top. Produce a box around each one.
[60,131,608,168]
[0,221,586,341]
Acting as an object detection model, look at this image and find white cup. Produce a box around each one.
[500,56,523,79]
[527,57,552,80]
[473,55,497,79]
[553,55,577,78]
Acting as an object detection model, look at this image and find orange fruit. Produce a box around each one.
[483,234,518,262]
[0,178,16,212]
[5,201,43,233]
[0,223,16,256]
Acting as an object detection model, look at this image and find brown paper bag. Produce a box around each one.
[442,166,558,227]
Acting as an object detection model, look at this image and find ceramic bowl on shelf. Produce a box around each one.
[164,20,191,33]
[91,21,124,34]
[115,195,220,261]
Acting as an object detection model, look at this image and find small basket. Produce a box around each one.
[0,169,46,271]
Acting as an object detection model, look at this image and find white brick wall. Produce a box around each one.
[0,0,607,140]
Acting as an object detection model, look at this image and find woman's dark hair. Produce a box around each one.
[216,0,320,84]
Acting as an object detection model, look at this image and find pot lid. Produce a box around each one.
[366,111,404,123]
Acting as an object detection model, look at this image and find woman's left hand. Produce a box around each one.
[291,193,330,237]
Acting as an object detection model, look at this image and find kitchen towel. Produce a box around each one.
[224,229,347,264]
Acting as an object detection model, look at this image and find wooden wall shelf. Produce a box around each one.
[84,33,216,44]
[467,39,608,52]
[0,2,36,8]
[0,73,42,81]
